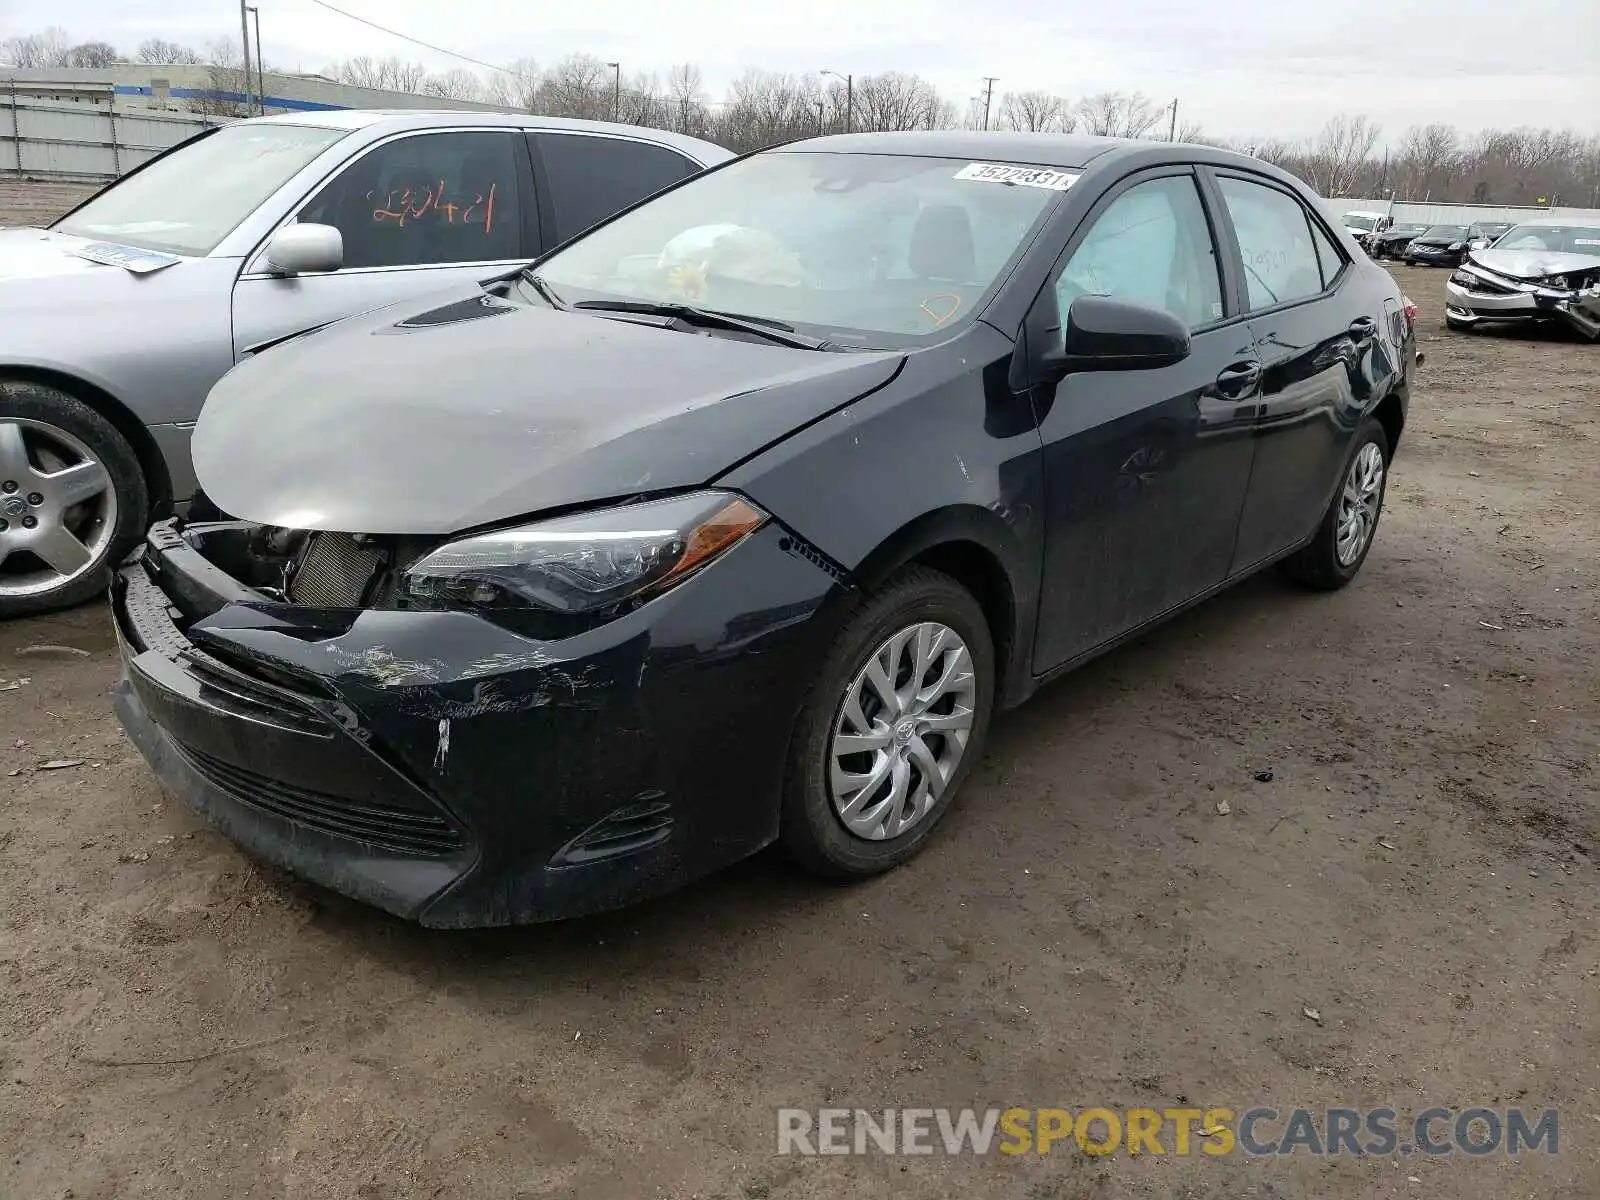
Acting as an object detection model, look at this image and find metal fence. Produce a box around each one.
[1321,196,1600,227]
[0,88,219,181]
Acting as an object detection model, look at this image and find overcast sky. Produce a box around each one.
[25,0,1600,140]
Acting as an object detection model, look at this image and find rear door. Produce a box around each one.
[528,131,705,250]
[231,129,536,358]
[1207,171,1375,570]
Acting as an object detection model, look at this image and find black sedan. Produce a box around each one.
[112,133,1416,926]
[1369,222,1430,259]
[1403,224,1474,266]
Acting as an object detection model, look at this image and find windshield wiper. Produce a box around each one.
[570,299,836,350]
[519,269,570,310]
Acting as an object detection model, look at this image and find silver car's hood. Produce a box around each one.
[0,227,124,280]
[1468,247,1600,279]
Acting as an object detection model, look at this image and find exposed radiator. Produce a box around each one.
[287,533,385,607]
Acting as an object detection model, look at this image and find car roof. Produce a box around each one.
[1500,216,1596,227]
[246,109,731,164]
[777,131,1169,170]
[1343,210,1388,218]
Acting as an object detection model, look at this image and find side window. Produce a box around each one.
[1053,175,1223,330]
[1308,218,1344,288]
[298,131,524,270]
[1216,177,1325,310]
[536,133,699,244]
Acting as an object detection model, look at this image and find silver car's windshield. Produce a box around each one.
[1493,225,1600,254]
[534,151,1068,348]
[54,122,348,257]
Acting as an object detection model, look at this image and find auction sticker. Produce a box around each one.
[954,163,1079,190]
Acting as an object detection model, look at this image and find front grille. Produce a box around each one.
[176,744,467,856]
[288,533,384,607]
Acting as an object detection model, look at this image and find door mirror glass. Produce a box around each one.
[1055,295,1192,372]
[266,223,343,274]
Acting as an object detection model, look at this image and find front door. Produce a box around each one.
[231,129,535,358]
[1031,170,1260,672]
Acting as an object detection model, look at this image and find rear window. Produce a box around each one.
[54,122,347,256]
[1421,225,1469,239]
[535,133,701,245]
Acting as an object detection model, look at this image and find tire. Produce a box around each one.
[781,565,995,879]
[0,380,148,618]
[1279,419,1390,592]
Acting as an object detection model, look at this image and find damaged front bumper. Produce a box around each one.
[112,519,845,926]
[1446,268,1600,340]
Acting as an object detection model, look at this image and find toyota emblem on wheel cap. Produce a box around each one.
[1,496,28,518]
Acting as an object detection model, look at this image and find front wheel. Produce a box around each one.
[1279,419,1390,591]
[0,381,148,617]
[781,566,995,879]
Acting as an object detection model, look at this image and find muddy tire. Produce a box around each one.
[1279,419,1390,592]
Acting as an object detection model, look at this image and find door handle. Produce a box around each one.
[1214,360,1262,398]
[1348,316,1377,341]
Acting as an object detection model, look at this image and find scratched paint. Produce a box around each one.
[433,718,451,770]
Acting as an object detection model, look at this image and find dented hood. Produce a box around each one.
[1467,247,1600,280]
[194,286,902,534]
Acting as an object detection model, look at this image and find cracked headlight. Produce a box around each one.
[401,491,768,617]
[1450,268,1478,287]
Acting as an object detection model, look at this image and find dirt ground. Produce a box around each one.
[1,182,1596,1199]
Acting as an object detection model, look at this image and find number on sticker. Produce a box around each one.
[953,163,1078,191]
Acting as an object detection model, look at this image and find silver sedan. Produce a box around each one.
[0,110,729,616]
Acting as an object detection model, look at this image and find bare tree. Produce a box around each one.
[533,53,613,120]
[1304,113,1382,196]
[421,67,485,102]
[715,70,821,151]
[667,62,710,135]
[1076,91,1164,138]
[136,38,203,65]
[480,57,540,111]
[998,90,1072,133]
[851,71,944,132]
[1,26,73,68]
[65,41,119,69]
[330,55,428,93]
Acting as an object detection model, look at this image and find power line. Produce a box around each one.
[304,0,518,75]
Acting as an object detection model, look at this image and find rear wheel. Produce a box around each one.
[1279,419,1389,591]
[0,381,147,617]
[781,566,995,879]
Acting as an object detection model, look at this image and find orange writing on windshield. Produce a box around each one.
[370,180,497,234]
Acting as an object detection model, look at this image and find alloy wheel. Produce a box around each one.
[828,621,976,841]
[0,418,118,599]
[1335,441,1385,567]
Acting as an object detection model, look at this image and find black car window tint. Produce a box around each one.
[1053,175,1223,329]
[1217,177,1325,310]
[300,131,523,269]
[1307,215,1344,288]
[537,133,699,244]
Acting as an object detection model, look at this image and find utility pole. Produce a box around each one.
[237,0,254,114]
[980,76,999,131]
[1167,97,1178,141]
[606,61,621,122]
[814,98,824,135]
[820,70,853,133]
[247,5,265,114]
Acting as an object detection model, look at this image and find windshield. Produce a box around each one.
[1390,224,1428,235]
[54,122,348,256]
[1421,225,1469,240]
[534,151,1068,348]
[1478,223,1512,235]
[1491,225,1600,254]
[1342,214,1380,232]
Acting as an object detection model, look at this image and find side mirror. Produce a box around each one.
[265,223,343,275]
[1042,295,1192,376]
[1468,238,1490,250]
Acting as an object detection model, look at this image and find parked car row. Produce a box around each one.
[81,126,1416,925]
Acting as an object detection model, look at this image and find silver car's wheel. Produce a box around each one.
[0,417,119,601]
[1335,441,1384,567]
[829,620,977,841]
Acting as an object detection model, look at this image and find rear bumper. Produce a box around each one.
[112,520,844,925]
